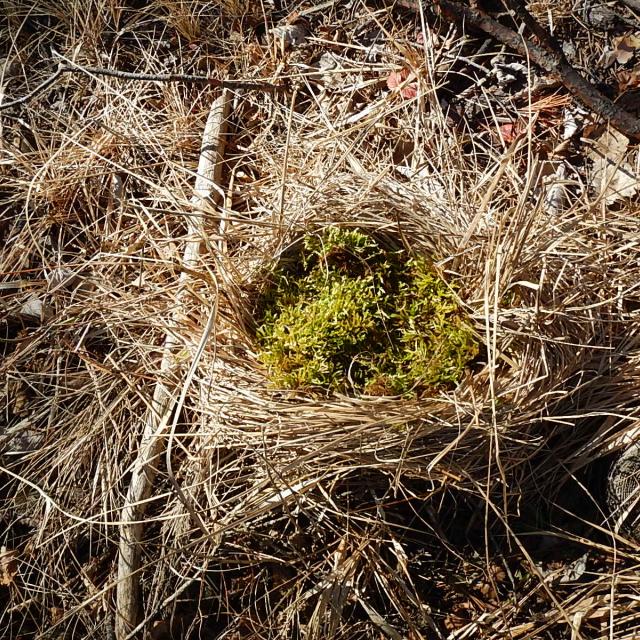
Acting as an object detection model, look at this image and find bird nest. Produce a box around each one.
[178,167,640,635]
[3,3,640,637]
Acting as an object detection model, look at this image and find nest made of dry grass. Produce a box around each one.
[2,1,640,639]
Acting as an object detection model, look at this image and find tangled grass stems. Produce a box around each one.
[2,2,640,639]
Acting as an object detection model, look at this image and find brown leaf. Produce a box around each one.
[0,546,18,585]
[588,128,640,204]
[386,69,418,99]
[614,33,640,65]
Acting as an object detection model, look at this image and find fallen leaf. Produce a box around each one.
[0,547,18,585]
[386,68,418,99]
[613,32,640,65]
[588,128,640,204]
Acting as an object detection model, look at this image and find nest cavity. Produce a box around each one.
[255,227,479,396]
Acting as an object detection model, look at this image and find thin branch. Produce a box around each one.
[500,0,558,54]
[0,65,67,110]
[0,62,279,111]
[619,0,640,11]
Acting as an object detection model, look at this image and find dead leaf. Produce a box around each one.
[0,547,18,585]
[498,121,522,144]
[386,68,418,99]
[270,23,308,50]
[613,32,640,65]
[588,128,640,204]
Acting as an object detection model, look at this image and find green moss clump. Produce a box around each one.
[255,228,478,396]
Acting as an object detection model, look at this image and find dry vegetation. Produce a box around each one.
[2,1,640,639]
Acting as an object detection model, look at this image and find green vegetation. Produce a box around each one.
[256,228,478,395]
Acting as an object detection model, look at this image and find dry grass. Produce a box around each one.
[2,1,640,639]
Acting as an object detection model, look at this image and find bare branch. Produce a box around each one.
[0,63,279,111]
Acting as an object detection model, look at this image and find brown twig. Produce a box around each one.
[409,0,640,138]
[0,62,279,111]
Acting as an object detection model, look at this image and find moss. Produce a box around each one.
[255,228,478,396]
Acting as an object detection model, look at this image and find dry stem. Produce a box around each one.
[114,89,231,639]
